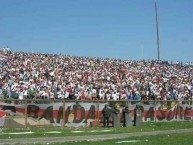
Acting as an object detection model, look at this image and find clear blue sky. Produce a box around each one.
[0,0,193,62]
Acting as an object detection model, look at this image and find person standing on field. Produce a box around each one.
[102,104,111,127]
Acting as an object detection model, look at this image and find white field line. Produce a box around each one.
[116,139,148,143]
[44,131,62,134]
[1,131,62,135]
[0,129,111,135]
[72,129,112,133]
[7,132,34,135]
[71,131,86,133]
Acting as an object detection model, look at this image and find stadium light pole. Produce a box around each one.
[155,1,160,61]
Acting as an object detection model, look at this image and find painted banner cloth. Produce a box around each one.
[0,102,192,127]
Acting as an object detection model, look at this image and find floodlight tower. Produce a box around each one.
[155,1,160,61]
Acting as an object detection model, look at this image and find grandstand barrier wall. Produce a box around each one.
[0,99,192,128]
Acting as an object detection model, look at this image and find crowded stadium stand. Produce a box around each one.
[0,49,192,103]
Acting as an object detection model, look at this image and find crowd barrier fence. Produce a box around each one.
[0,99,192,128]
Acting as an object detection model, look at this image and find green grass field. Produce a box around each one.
[1,121,193,145]
[43,132,193,145]
[1,121,193,139]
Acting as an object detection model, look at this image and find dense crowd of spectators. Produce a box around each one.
[0,49,192,103]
